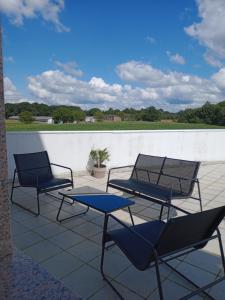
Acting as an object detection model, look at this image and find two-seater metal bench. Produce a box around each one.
[106,154,202,219]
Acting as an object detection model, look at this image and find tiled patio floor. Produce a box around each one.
[10,162,225,299]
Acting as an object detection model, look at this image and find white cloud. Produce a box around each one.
[24,60,225,111]
[116,61,169,86]
[211,67,225,89]
[166,51,186,65]
[0,0,69,32]
[27,70,121,107]
[4,56,14,63]
[27,68,166,109]
[4,77,17,98]
[203,51,223,68]
[146,36,156,44]
[116,61,192,87]
[54,60,83,77]
[4,77,27,102]
[185,0,225,66]
[116,61,225,107]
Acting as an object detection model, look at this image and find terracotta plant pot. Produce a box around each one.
[93,165,106,178]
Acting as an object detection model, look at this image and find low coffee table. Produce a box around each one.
[57,186,135,225]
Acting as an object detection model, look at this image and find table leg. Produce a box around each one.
[56,196,89,222]
[104,212,116,251]
[128,206,134,226]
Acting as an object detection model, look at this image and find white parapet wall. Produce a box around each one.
[6,129,225,178]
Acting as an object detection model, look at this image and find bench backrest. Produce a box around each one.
[131,154,165,184]
[131,154,200,196]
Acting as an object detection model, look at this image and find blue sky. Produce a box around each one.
[1,0,225,111]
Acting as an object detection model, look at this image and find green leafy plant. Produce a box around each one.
[94,111,104,122]
[19,111,34,124]
[90,148,110,168]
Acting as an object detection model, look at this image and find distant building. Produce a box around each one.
[8,116,19,121]
[34,116,54,124]
[104,115,121,122]
[85,116,96,123]
[9,116,54,124]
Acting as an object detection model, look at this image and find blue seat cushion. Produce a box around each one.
[108,179,187,201]
[106,220,165,270]
[38,178,72,192]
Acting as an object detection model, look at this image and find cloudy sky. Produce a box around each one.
[2,0,225,111]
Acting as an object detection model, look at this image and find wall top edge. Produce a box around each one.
[6,129,225,134]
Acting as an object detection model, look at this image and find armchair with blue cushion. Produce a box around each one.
[101,206,225,300]
[10,151,74,216]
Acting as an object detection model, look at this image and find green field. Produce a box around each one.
[5,120,225,131]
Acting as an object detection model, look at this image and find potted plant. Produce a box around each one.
[90,148,110,178]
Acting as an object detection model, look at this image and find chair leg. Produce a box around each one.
[71,182,74,204]
[167,200,171,221]
[11,190,40,216]
[159,204,164,220]
[10,185,15,204]
[101,215,124,300]
[37,192,40,216]
[163,260,215,300]
[100,241,106,279]
[10,169,16,204]
[56,196,65,222]
[155,257,164,300]
[199,197,203,212]
[218,231,225,274]
[10,169,40,216]
[197,180,203,212]
[101,214,108,276]
[100,242,124,299]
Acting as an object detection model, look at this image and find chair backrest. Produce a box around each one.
[158,158,200,196]
[131,154,165,184]
[14,151,53,187]
[156,206,225,257]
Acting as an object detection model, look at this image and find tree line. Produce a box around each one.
[177,101,225,126]
[5,100,225,125]
[5,102,174,123]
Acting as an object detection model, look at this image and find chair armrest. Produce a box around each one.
[105,214,155,249]
[109,165,134,171]
[50,163,73,182]
[107,165,134,185]
[50,163,73,172]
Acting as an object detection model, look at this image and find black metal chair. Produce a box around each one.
[101,206,225,300]
[10,151,74,216]
[107,154,201,219]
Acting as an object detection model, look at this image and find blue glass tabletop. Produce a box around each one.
[63,194,135,214]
